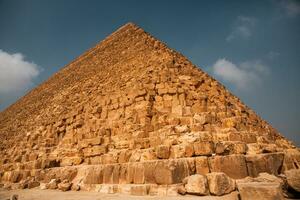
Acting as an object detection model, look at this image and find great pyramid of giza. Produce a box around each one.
[0,23,299,198]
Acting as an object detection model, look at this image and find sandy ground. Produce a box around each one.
[0,189,239,200]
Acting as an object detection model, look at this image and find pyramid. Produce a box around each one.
[0,23,299,196]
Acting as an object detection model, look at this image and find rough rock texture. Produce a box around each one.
[237,182,284,200]
[0,22,299,196]
[183,174,209,195]
[206,172,235,196]
[285,169,300,192]
[57,180,72,191]
[46,179,58,190]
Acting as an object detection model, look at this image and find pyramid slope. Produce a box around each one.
[0,23,298,193]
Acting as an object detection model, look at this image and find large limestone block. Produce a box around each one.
[119,164,128,184]
[133,163,145,184]
[195,156,209,175]
[154,160,189,185]
[144,161,157,184]
[237,182,284,200]
[245,153,284,177]
[209,155,248,179]
[206,172,235,196]
[285,169,300,192]
[156,145,170,159]
[282,149,300,172]
[131,185,150,196]
[184,174,209,195]
[82,146,107,157]
[60,156,82,167]
[194,141,214,156]
[103,165,114,184]
[83,166,103,184]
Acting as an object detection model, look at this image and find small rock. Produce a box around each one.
[27,180,40,189]
[58,180,72,191]
[206,172,236,196]
[174,125,189,133]
[184,174,209,195]
[40,183,47,190]
[10,194,18,200]
[177,185,186,195]
[46,179,58,190]
[71,184,80,191]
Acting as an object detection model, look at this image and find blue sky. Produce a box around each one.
[0,0,299,145]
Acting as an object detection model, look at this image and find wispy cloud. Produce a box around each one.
[0,49,40,95]
[226,16,256,42]
[211,58,269,90]
[267,51,280,60]
[279,0,300,17]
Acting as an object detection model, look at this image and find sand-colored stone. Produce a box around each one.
[0,22,298,197]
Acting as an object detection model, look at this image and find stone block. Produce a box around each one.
[245,153,284,177]
[206,172,235,196]
[209,155,248,179]
[194,141,214,156]
[131,185,150,196]
[60,156,82,167]
[83,166,103,184]
[184,143,194,157]
[184,174,209,195]
[282,149,300,172]
[154,160,189,185]
[156,145,170,159]
[237,182,284,200]
[170,145,185,159]
[285,169,300,192]
[195,156,209,175]
[103,165,114,184]
[144,161,157,184]
[82,146,107,157]
[133,163,145,184]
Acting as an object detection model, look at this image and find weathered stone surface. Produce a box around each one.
[177,184,186,195]
[245,153,284,177]
[282,149,300,172]
[45,179,58,189]
[209,155,248,179]
[194,141,214,156]
[183,174,209,195]
[27,180,40,189]
[237,182,284,200]
[154,160,189,185]
[57,180,72,191]
[0,22,296,197]
[131,185,149,196]
[285,169,300,192]
[195,156,209,175]
[206,172,235,196]
[156,145,170,159]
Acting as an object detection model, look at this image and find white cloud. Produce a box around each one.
[279,0,300,17]
[0,49,40,94]
[226,16,256,42]
[212,58,269,90]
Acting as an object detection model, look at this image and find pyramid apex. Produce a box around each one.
[117,22,141,31]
